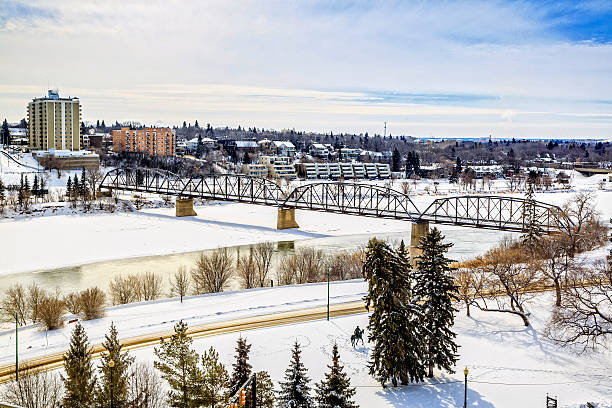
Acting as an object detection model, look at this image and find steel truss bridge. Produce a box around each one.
[100,167,566,232]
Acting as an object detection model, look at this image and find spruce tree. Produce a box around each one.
[254,371,275,408]
[363,238,424,386]
[391,148,401,172]
[32,175,39,201]
[315,344,358,408]
[229,336,252,395]
[277,341,312,408]
[73,174,80,200]
[521,183,542,250]
[195,346,229,407]
[1,119,9,146]
[153,320,200,408]
[66,176,72,200]
[96,322,134,408]
[62,322,97,407]
[414,228,459,378]
[81,167,89,199]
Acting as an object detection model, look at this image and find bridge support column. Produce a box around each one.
[176,198,197,217]
[410,221,429,266]
[277,208,299,229]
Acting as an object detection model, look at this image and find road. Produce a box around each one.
[0,301,367,384]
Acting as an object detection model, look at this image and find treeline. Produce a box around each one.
[2,321,359,408]
[0,245,364,331]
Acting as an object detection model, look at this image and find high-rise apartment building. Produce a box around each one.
[112,127,176,156]
[28,90,81,151]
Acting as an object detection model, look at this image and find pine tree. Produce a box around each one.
[153,320,200,408]
[96,322,134,408]
[521,183,542,250]
[254,371,275,408]
[73,174,80,200]
[363,238,424,386]
[229,336,252,395]
[195,134,204,158]
[39,177,46,198]
[32,175,39,201]
[1,119,10,146]
[66,176,72,200]
[414,228,459,378]
[195,346,229,407]
[315,344,358,408]
[391,148,401,172]
[0,177,5,202]
[81,167,89,199]
[277,341,312,408]
[23,175,29,192]
[62,323,97,407]
[101,120,105,128]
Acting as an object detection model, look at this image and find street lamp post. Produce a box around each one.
[1,309,19,381]
[463,367,469,408]
[108,359,115,408]
[327,264,330,321]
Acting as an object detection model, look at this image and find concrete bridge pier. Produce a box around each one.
[410,220,429,265]
[277,208,299,229]
[176,198,197,217]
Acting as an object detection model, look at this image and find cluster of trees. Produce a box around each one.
[455,193,610,345]
[363,229,458,386]
[0,173,48,212]
[2,320,359,408]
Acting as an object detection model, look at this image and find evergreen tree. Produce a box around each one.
[101,120,105,128]
[278,341,312,408]
[242,152,251,164]
[0,177,5,202]
[414,228,459,378]
[195,346,229,407]
[23,175,29,192]
[183,121,187,128]
[363,238,424,386]
[391,148,401,172]
[81,167,89,199]
[62,323,97,408]
[154,320,200,408]
[455,157,462,173]
[254,371,275,408]
[39,177,46,198]
[521,183,542,250]
[32,174,39,200]
[315,344,358,408]
[194,120,199,128]
[73,174,80,199]
[66,176,72,200]
[96,120,100,128]
[195,134,204,158]
[96,322,134,408]
[1,119,9,146]
[229,336,252,395]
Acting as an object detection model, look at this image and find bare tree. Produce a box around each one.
[453,265,486,317]
[2,284,28,325]
[109,275,140,305]
[191,248,234,293]
[169,266,190,303]
[277,255,298,286]
[534,234,573,307]
[254,242,274,287]
[237,249,257,289]
[1,365,64,408]
[27,283,45,323]
[79,287,106,320]
[469,240,542,326]
[128,362,165,408]
[86,168,104,199]
[546,260,612,351]
[138,272,163,301]
[64,292,81,315]
[295,248,324,283]
[328,251,363,281]
[558,192,602,257]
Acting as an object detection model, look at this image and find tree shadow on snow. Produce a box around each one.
[377,379,495,408]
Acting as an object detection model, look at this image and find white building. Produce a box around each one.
[273,141,296,157]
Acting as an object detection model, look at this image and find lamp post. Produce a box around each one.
[463,366,469,408]
[108,359,115,408]
[1,309,19,381]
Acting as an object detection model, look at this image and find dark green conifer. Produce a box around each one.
[277,341,312,408]
[66,176,72,200]
[153,320,200,408]
[96,322,134,408]
[62,322,97,407]
[195,346,229,407]
[363,238,424,386]
[229,336,252,395]
[414,227,459,378]
[315,344,358,408]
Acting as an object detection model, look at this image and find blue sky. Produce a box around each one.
[0,0,611,139]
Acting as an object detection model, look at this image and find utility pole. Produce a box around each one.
[384,122,387,138]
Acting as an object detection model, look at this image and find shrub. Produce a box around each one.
[38,291,65,330]
[64,292,81,315]
[79,287,106,320]
[191,249,234,294]
[1,284,28,326]
[109,275,140,305]
[138,272,162,301]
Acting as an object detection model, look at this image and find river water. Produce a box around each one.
[0,226,512,295]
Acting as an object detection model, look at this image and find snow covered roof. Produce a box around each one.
[235,140,258,148]
[311,143,326,149]
[257,138,272,144]
[273,141,295,148]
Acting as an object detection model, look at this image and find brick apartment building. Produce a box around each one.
[112,127,176,156]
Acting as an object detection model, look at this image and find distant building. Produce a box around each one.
[296,161,391,180]
[243,164,269,178]
[309,143,329,158]
[260,155,297,179]
[112,127,176,156]
[27,90,81,151]
[34,149,100,170]
[273,141,296,157]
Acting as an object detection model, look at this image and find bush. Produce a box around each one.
[138,272,162,301]
[38,291,65,330]
[79,287,106,320]
[27,283,45,323]
[191,249,234,294]
[109,275,140,305]
[64,292,81,315]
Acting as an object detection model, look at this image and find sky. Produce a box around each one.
[1,0,612,139]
